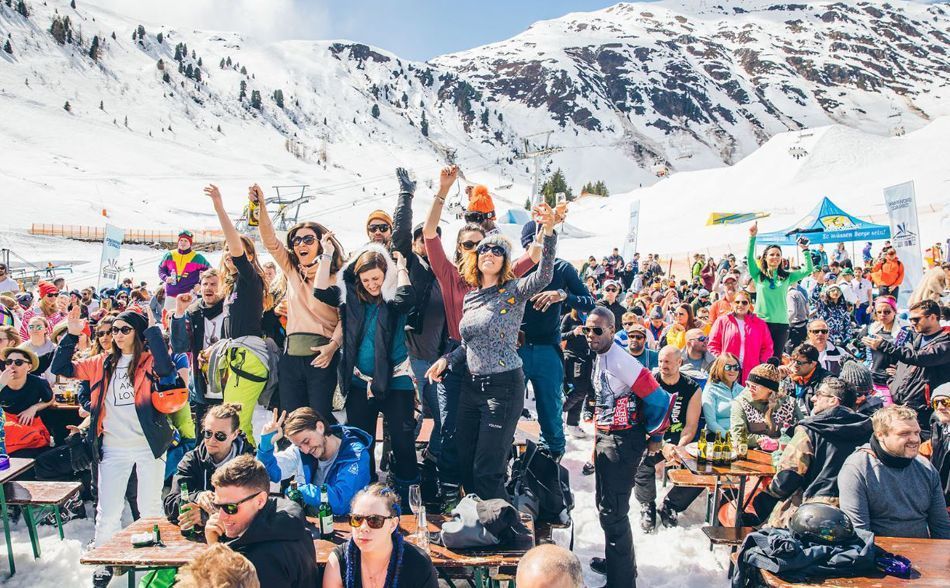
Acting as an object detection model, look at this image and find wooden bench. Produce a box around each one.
[4,481,83,559]
[665,468,736,524]
[705,525,756,579]
[535,520,574,550]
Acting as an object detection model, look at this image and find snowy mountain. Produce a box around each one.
[0,0,947,251]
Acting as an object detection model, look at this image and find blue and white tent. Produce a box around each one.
[757,197,891,246]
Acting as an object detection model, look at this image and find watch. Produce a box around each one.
[557,289,567,301]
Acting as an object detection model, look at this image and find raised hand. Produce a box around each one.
[396,167,416,195]
[532,203,556,234]
[749,222,758,237]
[261,408,286,442]
[204,184,223,203]
[393,251,407,270]
[66,304,85,336]
[175,293,194,318]
[439,165,459,191]
[320,231,336,257]
[248,184,263,204]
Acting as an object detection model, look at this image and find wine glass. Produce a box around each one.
[408,484,428,551]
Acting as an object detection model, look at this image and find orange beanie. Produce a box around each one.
[468,185,495,216]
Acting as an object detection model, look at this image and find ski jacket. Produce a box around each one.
[158,249,210,298]
[708,312,774,383]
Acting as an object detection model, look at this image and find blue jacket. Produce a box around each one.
[257,424,372,515]
[702,379,743,434]
[521,258,595,346]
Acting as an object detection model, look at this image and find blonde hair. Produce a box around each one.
[871,405,918,436]
[458,247,515,288]
[709,352,739,385]
[175,543,260,588]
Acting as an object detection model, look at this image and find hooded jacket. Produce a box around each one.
[257,424,372,515]
[315,244,416,402]
[768,406,872,504]
[880,329,950,437]
[170,297,226,401]
[708,312,774,383]
[926,419,950,507]
[163,432,255,523]
[225,498,318,588]
[158,248,211,298]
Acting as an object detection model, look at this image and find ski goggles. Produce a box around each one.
[932,397,950,410]
[349,514,396,529]
[213,491,262,515]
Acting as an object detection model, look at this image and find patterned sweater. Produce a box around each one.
[446,234,556,375]
[158,249,211,298]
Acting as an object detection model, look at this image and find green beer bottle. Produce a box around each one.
[179,482,196,537]
[318,484,334,539]
[737,425,749,459]
[724,431,734,464]
[712,432,724,465]
[287,479,304,506]
[696,428,708,466]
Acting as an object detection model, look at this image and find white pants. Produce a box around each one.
[94,444,166,547]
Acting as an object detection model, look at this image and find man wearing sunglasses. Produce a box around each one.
[681,328,716,383]
[164,403,254,527]
[625,321,657,370]
[864,299,950,438]
[923,383,950,507]
[0,263,18,295]
[365,209,394,247]
[584,306,674,584]
[806,319,844,376]
[780,344,832,415]
[206,455,318,587]
[0,347,54,436]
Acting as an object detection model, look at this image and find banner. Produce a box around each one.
[883,181,922,307]
[97,224,125,290]
[622,200,641,261]
[705,211,770,226]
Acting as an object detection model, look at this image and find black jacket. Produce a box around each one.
[596,298,626,331]
[391,187,440,335]
[769,406,872,502]
[560,313,593,361]
[930,419,950,507]
[521,258,595,346]
[163,433,255,523]
[226,498,318,588]
[882,329,950,436]
[316,248,416,402]
[170,298,226,401]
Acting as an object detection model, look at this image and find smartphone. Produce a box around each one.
[797,236,809,246]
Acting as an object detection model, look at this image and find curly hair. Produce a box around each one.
[458,242,515,288]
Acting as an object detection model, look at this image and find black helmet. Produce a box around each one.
[789,503,855,545]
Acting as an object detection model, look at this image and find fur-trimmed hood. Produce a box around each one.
[338,243,399,303]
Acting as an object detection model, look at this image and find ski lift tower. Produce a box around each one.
[515,131,564,206]
[236,185,312,233]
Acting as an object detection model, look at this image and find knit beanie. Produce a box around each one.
[477,233,511,258]
[468,185,495,216]
[932,382,950,401]
[839,361,873,395]
[37,281,59,298]
[366,210,393,228]
[177,230,194,245]
[115,309,149,341]
[520,220,538,249]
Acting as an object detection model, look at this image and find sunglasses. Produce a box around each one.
[734,300,750,306]
[809,329,829,334]
[96,329,112,337]
[212,491,261,515]
[724,364,741,372]
[933,397,950,410]
[476,244,506,257]
[348,514,394,529]
[909,316,928,324]
[688,336,708,343]
[203,430,230,442]
[112,326,135,335]
[3,359,29,367]
[794,359,813,366]
[459,240,481,251]
[582,326,604,335]
[44,293,58,299]
[291,234,317,247]
[27,324,46,331]
[605,287,619,293]
[628,333,646,340]
[367,224,391,234]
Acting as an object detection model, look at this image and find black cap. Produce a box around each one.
[115,309,148,341]
[412,222,440,239]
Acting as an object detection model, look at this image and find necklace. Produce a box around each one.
[361,559,390,588]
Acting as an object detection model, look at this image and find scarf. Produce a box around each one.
[869,435,914,469]
[198,298,225,320]
[791,365,816,386]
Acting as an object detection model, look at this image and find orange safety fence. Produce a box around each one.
[30,224,225,244]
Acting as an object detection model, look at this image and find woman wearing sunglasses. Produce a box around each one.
[425,203,557,501]
[163,403,253,529]
[0,347,54,455]
[811,283,853,346]
[253,183,346,416]
[708,290,774,384]
[746,222,813,354]
[51,306,177,578]
[324,483,438,588]
[857,296,911,391]
[17,280,65,341]
[701,353,744,434]
[730,362,802,451]
[21,315,59,383]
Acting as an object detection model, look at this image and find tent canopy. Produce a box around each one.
[757,197,891,246]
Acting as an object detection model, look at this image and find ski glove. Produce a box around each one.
[395,167,416,195]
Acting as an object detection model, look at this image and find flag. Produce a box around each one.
[883,182,923,307]
[706,211,770,226]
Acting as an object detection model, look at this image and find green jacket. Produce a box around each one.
[747,236,813,324]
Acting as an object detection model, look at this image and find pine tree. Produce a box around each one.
[197,57,202,66]
[239,80,247,100]
[3,40,12,55]
[240,65,247,75]
[420,111,429,137]
[63,101,71,112]
[250,90,262,110]
[191,49,195,59]
[99,100,103,110]
[136,25,145,39]
[216,124,222,133]
[88,35,99,60]
[219,57,225,69]
[174,44,182,61]
[371,103,380,118]
[185,63,193,78]
[111,31,116,40]
[15,0,28,17]
[70,0,76,8]
[226,56,232,67]
[272,89,284,109]
[162,71,170,83]
[156,32,163,44]
[50,16,70,45]
[481,108,489,127]
[123,115,128,127]
[540,169,573,206]
[524,197,532,211]
[194,68,201,82]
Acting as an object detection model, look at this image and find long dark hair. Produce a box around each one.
[453,223,485,265]
[285,221,345,275]
[757,245,790,280]
[106,324,144,384]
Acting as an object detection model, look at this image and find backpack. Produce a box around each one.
[203,336,276,404]
[507,440,574,526]
[3,411,51,453]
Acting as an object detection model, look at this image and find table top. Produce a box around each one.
[674,446,775,477]
[82,514,535,570]
[755,536,950,587]
[0,458,34,485]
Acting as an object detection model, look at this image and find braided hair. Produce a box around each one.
[344,484,405,588]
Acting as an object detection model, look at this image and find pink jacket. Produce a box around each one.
[708,313,774,383]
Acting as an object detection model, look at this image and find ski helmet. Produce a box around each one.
[789,503,855,545]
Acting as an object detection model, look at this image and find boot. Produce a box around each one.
[658,502,678,528]
[92,566,113,588]
[640,501,657,533]
[590,556,606,575]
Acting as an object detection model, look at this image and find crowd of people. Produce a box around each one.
[0,166,948,588]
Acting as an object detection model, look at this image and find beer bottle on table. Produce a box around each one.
[179,482,195,537]
[696,428,708,466]
[724,431,734,464]
[712,432,723,465]
[318,484,334,539]
[737,425,749,459]
[287,479,304,506]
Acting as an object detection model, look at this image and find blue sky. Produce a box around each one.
[94,0,631,61]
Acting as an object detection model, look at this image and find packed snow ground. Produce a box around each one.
[1,404,731,588]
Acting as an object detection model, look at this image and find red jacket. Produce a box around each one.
[708,312,774,383]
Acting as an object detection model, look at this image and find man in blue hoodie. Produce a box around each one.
[518,220,595,457]
[257,407,371,515]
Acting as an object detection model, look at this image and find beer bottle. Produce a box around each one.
[247,198,260,227]
[712,432,723,465]
[153,523,161,544]
[179,482,195,537]
[318,484,334,539]
[737,425,749,459]
[724,431,734,464]
[287,479,304,507]
[696,428,708,466]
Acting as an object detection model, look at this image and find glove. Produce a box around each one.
[298,483,320,506]
[758,437,779,452]
[395,167,416,195]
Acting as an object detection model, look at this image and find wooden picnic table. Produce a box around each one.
[0,458,36,576]
[737,536,950,587]
[674,447,775,531]
[83,512,535,587]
